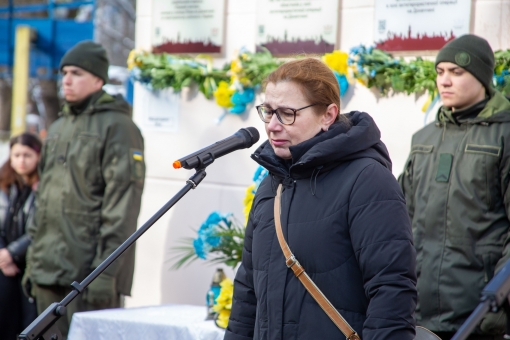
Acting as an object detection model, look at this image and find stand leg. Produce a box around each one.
[451,300,491,340]
[18,169,207,339]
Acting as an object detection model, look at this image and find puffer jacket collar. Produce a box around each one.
[252,111,392,181]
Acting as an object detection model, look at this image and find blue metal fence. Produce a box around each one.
[0,0,95,79]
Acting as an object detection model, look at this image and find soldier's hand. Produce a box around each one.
[84,273,116,306]
[480,309,506,335]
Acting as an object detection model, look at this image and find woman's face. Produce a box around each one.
[10,143,40,177]
[263,81,335,159]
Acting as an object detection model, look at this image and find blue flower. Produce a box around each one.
[204,211,226,226]
[193,211,232,258]
[370,70,376,78]
[253,166,263,181]
[495,75,505,86]
[252,166,269,192]
[333,72,349,97]
[231,90,253,104]
[229,105,246,114]
[350,45,364,55]
[229,88,255,114]
[349,47,358,55]
[199,223,221,247]
[193,238,208,259]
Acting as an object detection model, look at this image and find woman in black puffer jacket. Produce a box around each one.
[225,58,417,340]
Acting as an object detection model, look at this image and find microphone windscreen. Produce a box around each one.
[243,127,260,145]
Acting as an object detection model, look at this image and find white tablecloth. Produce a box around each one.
[68,304,225,340]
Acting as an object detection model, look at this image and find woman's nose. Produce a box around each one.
[266,113,282,131]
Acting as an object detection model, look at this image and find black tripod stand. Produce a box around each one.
[451,259,510,340]
[18,126,260,339]
[18,169,207,340]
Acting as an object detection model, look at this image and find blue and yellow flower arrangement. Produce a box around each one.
[172,166,268,270]
[172,166,268,328]
[494,49,510,95]
[212,277,234,329]
[172,211,245,270]
[129,46,510,118]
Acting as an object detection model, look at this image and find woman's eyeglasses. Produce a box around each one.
[256,104,317,125]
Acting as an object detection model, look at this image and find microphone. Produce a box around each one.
[173,127,260,170]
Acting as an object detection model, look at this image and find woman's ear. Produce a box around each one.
[321,104,339,131]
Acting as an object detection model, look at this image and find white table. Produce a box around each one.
[68,304,225,340]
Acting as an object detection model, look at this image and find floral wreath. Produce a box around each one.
[128,47,510,122]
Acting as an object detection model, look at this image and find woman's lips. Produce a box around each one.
[271,139,288,146]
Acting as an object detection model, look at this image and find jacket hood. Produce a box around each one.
[62,90,132,118]
[252,111,392,179]
[437,90,510,125]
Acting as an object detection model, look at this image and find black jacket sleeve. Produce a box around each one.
[224,206,257,340]
[349,162,417,340]
[7,234,31,265]
[5,189,35,265]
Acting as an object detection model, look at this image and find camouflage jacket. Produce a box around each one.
[399,90,510,333]
[28,90,145,296]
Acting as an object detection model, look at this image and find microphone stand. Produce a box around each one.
[451,259,510,340]
[18,168,208,340]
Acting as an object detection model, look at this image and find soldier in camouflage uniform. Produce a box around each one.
[24,41,145,338]
[400,34,510,340]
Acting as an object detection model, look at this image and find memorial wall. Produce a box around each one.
[128,0,510,307]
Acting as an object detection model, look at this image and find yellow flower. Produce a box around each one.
[127,49,145,70]
[243,184,256,225]
[357,78,368,86]
[215,309,231,329]
[213,81,235,108]
[214,278,234,311]
[231,59,243,74]
[239,77,252,87]
[322,50,349,75]
[213,278,234,328]
[230,74,239,84]
[495,64,504,75]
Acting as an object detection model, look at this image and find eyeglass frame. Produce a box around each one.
[256,103,318,125]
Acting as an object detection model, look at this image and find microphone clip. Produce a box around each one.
[194,152,215,170]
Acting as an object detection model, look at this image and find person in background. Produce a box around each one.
[23,40,145,339]
[399,34,510,340]
[225,58,417,340]
[0,133,41,339]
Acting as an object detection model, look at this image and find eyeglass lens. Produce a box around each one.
[258,107,295,125]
